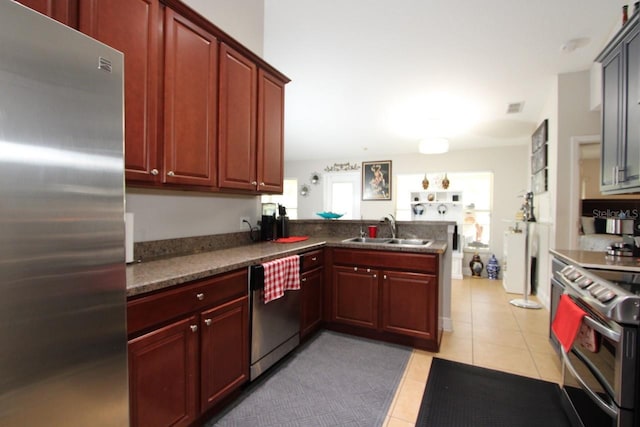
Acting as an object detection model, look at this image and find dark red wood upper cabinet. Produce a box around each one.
[16,0,78,27]
[163,8,218,187]
[78,0,162,183]
[218,43,258,191]
[257,69,285,193]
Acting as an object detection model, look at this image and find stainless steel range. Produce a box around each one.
[551,256,640,427]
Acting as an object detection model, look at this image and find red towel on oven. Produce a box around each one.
[262,255,300,303]
[552,294,586,352]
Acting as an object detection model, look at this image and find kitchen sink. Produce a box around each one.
[387,238,432,246]
[342,237,392,244]
[342,237,432,247]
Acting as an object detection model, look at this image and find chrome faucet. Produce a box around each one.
[383,213,396,238]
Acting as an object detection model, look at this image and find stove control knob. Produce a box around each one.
[577,277,593,289]
[568,272,582,281]
[588,284,603,297]
[598,290,616,303]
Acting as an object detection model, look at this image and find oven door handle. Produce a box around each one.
[582,315,621,343]
[561,350,619,419]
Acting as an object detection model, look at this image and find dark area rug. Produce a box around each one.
[416,358,572,427]
[206,331,411,427]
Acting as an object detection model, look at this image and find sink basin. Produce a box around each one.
[342,237,392,244]
[387,238,432,246]
[341,237,432,247]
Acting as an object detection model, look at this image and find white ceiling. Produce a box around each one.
[263,0,627,161]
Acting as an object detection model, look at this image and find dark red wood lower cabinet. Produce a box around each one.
[128,316,199,427]
[381,271,437,340]
[300,267,323,338]
[200,296,249,411]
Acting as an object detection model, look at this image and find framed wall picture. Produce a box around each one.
[531,143,547,173]
[362,160,392,200]
[532,119,548,153]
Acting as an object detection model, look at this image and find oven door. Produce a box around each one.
[561,301,637,427]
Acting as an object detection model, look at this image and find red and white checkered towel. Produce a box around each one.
[262,255,300,303]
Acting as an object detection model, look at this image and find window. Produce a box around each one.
[261,179,298,219]
[395,172,493,249]
[323,172,360,219]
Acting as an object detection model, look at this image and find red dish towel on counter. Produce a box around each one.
[274,236,309,243]
[262,255,300,303]
[552,294,586,352]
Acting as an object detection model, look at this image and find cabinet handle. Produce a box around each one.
[150,168,159,176]
[196,293,204,301]
[168,171,175,176]
[204,318,212,326]
[190,325,198,332]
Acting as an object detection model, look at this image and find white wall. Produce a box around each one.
[534,70,601,309]
[126,0,265,242]
[181,0,264,55]
[285,145,529,261]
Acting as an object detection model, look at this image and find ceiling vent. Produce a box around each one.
[506,102,524,114]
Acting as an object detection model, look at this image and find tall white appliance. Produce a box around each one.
[0,2,128,426]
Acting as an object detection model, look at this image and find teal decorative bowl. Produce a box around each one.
[316,211,344,219]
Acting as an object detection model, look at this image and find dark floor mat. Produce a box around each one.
[416,358,572,427]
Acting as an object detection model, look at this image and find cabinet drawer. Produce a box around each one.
[300,249,324,272]
[332,249,437,273]
[128,269,248,335]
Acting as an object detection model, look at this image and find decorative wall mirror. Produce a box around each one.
[310,172,321,185]
[300,184,310,197]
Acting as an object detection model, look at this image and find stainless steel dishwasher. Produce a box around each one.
[249,263,301,380]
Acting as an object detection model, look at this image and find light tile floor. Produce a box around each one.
[383,277,563,426]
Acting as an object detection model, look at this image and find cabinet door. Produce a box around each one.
[79,0,161,183]
[257,69,285,193]
[200,296,249,411]
[623,24,640,188]
[16,0,78,27]
[164,9,218,187]
[301,267,323,338]
[218,43,258,191]
[128,316,198,427]
[332,265,378,329]
[381,271,437,340]
[601,46,623,189]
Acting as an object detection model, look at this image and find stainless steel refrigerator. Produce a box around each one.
[0,1,129,425]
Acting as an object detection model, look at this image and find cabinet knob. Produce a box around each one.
[168,171,175,176]
[196,293,204,301]
[383,275,387,280]
[251,181,257,185]
[301,277,307,282]
[190,325,198,332]
[150,168,159,176]
[366,268,371,273]
[373,274,377,278]
[204,318,212,326]
[311,257,317,261]
[260,182,265,186]
[353,267,358,272]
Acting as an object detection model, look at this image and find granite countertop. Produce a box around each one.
[550,249,640,272]
[127,236,448,297]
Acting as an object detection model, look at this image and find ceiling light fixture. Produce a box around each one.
[418,138,449,154]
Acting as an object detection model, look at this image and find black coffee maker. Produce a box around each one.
[261,203,277,241]
[277,204,289,238]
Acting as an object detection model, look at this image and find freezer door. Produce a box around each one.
[0,2,128,426]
